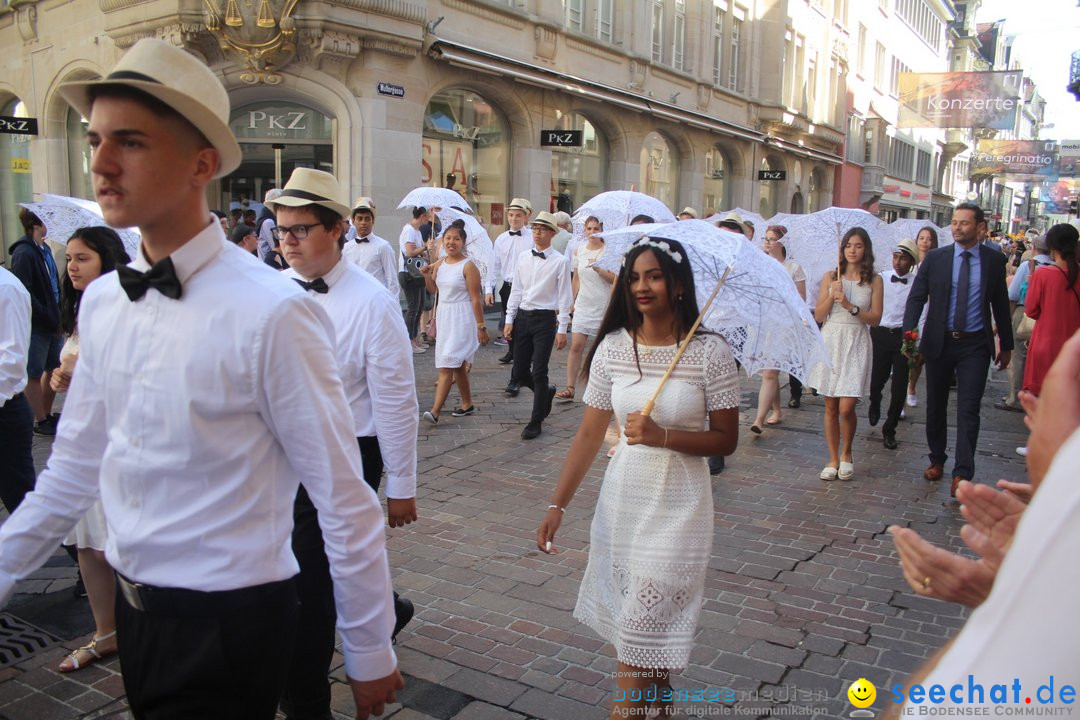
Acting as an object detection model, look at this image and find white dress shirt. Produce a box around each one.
[398,225,424,273]
[0,267,31,402]
[341,232,400,296]
[0,220,395,682]
[283,257,418,499]
[505,246,574,334]
[490,229,532,293]
[879,268,915,329]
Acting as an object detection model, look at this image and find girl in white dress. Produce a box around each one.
[807,227,883,480]
[537,238,739,717]
[52,227,130,672]
[557,216,616,402]
[420,220,488,423]
[750,225,807,433]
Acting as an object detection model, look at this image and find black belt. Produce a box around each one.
[117,573,295,616]
[948,330,983,339]
[521,309,556,316]
[878,327,902,333]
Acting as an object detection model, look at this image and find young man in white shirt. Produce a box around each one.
[503,211,573,439]
[0,39,401,719]
[869,239,918,450]
[343,196,399,297]
[273,169,419,720]
[0,267,34,514]
[488,198,534,360]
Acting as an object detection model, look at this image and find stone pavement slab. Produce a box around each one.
[0,313,1030,719]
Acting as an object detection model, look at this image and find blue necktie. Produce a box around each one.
[954,251,971,332]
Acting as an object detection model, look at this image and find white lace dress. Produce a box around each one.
[572,245,611,337]
[434,258,479,369]
[576,329,740,669]
[805,278,873,397]
[59,335,108,551]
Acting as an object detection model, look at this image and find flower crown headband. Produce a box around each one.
[630,237,683,264]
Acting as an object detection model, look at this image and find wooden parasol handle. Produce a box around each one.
[641,266,733,417]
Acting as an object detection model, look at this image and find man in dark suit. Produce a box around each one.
[903,203,1012,497]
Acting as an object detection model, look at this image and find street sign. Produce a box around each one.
[540,130,583,147]
[0,116,37,135]
[377,82,405,98]
[758,170,786,181]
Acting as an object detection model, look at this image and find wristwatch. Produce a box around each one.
[849,305,860,316]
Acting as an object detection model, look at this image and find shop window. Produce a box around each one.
[550,112,607,214]
[639,132,679,209]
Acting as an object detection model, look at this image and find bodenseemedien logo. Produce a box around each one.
[849,679,878,718]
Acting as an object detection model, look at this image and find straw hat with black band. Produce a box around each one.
[352,196,377,217]
[267,168,352,219]
[59,38,242,179]
[531,211,559,233]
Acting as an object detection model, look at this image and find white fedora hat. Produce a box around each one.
[59,38,242,178]
[269,168,351,219]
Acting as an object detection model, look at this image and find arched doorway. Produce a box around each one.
[223,100,334,214]
[640,131,679,209]
[550,111,607,214]
[1,97,34,261]
[423,88,509,225]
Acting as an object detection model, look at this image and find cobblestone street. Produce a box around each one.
[0,313,1030,720]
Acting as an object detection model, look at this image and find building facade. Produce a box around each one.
[0,0,854,262]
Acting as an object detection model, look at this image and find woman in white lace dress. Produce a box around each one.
[750,225,807,433]
[420,220,489,423]
[51,227,130,672]
[537,238,739,717]
[807,227,883,481]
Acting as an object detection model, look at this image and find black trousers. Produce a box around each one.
[282,437,385,720]
[116,577,298,720]
[0,392,35,514]
[511,310,558,424]
[499,282,514,354]
[788,375,803,400]
[924,335,991,480]
[400,272,425,340]
[869,327,910,434]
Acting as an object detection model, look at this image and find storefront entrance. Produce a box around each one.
[217,101,334,215]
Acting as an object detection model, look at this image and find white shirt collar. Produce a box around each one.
[131,217,225,286]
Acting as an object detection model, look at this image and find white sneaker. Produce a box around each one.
[906,393,918,407]
[1016,446,1028,457]
[411,344,427,354]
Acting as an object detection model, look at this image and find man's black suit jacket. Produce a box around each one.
[903,243,1013,361]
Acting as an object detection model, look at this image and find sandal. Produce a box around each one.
[59,631,117,673]
[555,386,575,402]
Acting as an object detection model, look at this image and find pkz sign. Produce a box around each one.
[758,170,786,181]
[0,116,38,135]
[540,130,583,147]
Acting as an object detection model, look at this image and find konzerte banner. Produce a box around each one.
[898,71,1022,129]
[970,140,1058,180]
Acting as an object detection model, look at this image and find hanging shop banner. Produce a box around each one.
[1040,179,1079,215]
[898,71,1022,130]
[970,140,1058,180]
[1058,139,1080,177]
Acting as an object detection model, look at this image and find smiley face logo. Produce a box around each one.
[848,678,877,709]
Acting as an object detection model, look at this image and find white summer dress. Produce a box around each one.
[805,278,873,397]
[572,244,611,337]
[576,329,740,669]
[434,258,479,369]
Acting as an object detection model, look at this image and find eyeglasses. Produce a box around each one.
[272,223,322,241]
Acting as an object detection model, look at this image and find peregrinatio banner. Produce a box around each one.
[898,71,1022,129]
[971,140,1059,180]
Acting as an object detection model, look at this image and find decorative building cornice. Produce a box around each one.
[361,34,419,57]
[14,1,36,42]
[441,0,525,31]
[565,36,610,60]
[333,0,425,24]
[534,24,557,62]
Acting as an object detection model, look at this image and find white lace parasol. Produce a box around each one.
[596,219,830,382]
[434,207,495,291]
[19,194,142,259]
[397,187,473,213]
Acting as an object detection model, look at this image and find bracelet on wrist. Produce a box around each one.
[547,504,565,513]
[662,427,669,449]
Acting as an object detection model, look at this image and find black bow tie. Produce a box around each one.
[531,249,546,259]
[354,236,369,244]
[117,259,183,302]
[294,277,329,294]
[891,275,909,284]
[509,230,522,236]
